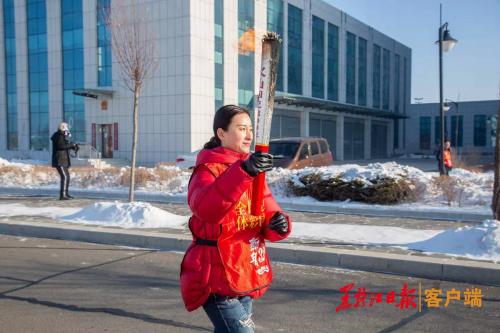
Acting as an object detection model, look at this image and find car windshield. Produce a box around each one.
[269,142,300,158]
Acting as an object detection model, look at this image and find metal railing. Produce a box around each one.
[75,143,102,168]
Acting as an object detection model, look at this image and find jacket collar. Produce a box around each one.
[195,146,249,166]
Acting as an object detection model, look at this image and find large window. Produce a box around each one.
[450,115,463,147]
[357,37,367,106]
[345,32,356,104]
[394,54,400,113]
[62,0,85,142]
[372,44,381,109]
[434,116,448,144]
[419,116,431,150]
[371,121,388,158]
[474,115,487,146]
[238,0,254,108]
[491,115,498,148]
[344,117,364,160]
[270,114,300,138]
[403,57,407,148]
[311,16,324,98]
[327,23,338,101]
[309,114,336,153]
[394,119,399,149]
[97,0,112,87]
[382,48,390,110]
[27,0,49,150]
[215,0,224,109]
[287,4,302,95]
[267,0,283,92]
[3,0,17,150]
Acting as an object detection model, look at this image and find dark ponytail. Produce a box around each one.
[203,136,221,149]
[203,105,250,149]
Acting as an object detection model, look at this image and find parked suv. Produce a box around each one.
[269,137,334,169]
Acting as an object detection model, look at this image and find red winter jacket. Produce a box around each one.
[180,146,291,311]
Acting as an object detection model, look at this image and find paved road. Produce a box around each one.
[0,235,498,333]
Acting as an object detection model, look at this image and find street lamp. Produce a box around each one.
[436,4,458,175]
[444,99,460,154]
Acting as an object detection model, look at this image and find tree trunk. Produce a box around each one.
[128,87,140,202]
[493,105,500,220]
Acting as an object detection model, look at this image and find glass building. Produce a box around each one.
[97,0,112,87]
[372,44,381,109]
[409,101,497,158]
[237,0,254,109]
[357,37,367,107]
[214,0,223,110]
[0,0,413,164]
[345,31,356,104]
[3,0,17,150]
[27,0,49,150]
[267,0,283,92]
[311,16,324,99]
[62,0,85,142]
[327,23,339,102]
[287,4,302,95]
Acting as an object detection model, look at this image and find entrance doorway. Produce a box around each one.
[96,124,113,158]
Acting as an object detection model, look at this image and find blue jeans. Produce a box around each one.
[203,294,255,333]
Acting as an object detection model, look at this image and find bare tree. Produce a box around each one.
[106,0,158,202]
[492,97,500,220]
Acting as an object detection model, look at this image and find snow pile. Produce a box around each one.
[292,223,441,244]
[268,161,430,188]
[0,203,81,218]
[0,157,494,208]
[0,159,189,192]
[439,168,494,206]
[267,162,492,208]
[61,201,189,229]
[1,200,498,261]
[292,220,500,261]
[404,220,500,261]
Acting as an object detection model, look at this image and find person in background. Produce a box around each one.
[436,139,453,176]
[180,105,292,333]
[51,122,78,200]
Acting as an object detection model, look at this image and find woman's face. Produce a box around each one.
[217,113,253,154]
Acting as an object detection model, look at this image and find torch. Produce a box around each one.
[252,32,281,216]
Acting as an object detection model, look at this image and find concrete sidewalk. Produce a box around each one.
[0,186,492,222]
[1,217,499,286]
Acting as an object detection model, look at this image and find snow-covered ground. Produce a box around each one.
[0,201,498,262]
[0,157,494,210]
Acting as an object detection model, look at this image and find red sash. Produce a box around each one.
[205,164,272,294]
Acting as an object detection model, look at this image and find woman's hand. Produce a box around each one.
[241,152,273,177]
[268,211,288,234]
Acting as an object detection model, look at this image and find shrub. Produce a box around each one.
[288,172,417,205]
[432,175,466,206]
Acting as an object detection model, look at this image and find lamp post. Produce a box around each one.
[436,4,458,175]
[444,99,460,155]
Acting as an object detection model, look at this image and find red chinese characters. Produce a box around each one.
[336,282,416,312]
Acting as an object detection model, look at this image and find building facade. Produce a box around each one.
[0,0,412,164]
[407,100,499,158]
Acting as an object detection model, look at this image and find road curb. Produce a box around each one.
[1,220,498,286]
[0,187,491,222]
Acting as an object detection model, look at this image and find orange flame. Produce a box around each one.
[238,28,255,55]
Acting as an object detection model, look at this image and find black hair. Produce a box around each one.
[203,105,250,149]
